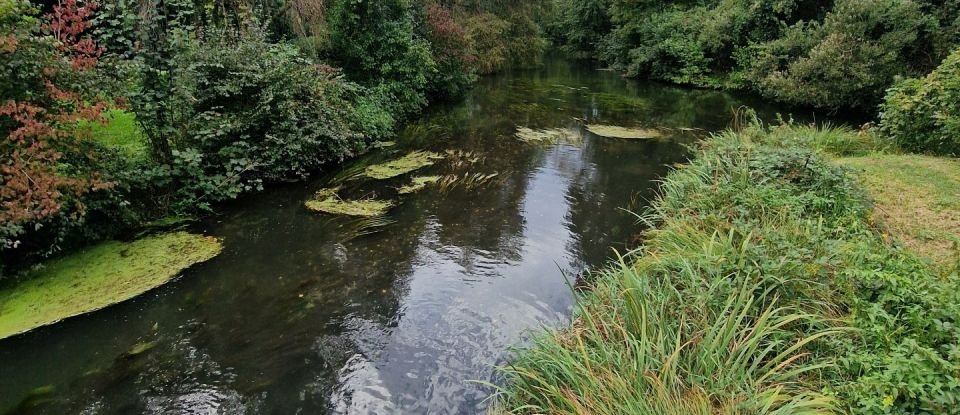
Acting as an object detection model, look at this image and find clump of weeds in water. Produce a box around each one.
[436,172,501,193]
[514,127,582,146]
[494,124,960,415]
[334,216,398,242]
[398,176,442,195]
[363,151,444,180]
[304,188,394,217]
[585,124,663,140]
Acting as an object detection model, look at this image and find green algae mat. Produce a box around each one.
[586,125,663,139]
[0,232,223,340]
[363,151,444,180]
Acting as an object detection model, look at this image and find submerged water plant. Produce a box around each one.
[398,176,442,194]
[437,172,502,193]
[515,127,582,146]
[336,216,398,242]
[305,188,394,217]
[0,232,223,340]
[586,124,663,139]
[363,151,444,180]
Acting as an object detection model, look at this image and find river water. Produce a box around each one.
[0,58,815,414]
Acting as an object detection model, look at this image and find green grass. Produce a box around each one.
[82,110,148,159]
[0,232,222,340]
[495,125,960,414]
[837,154,960,273]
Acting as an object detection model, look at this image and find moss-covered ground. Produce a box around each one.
[0,232,222,340]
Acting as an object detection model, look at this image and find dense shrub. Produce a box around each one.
[328,0,436,118]
[551,0,960,110]
[880,49,960,156]
[745,0,939,109]
[545,0,609,59]
[131,24,392,212]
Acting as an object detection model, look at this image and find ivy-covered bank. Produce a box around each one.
[495,124,960,414]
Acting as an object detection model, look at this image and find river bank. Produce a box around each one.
[495,122,960,414]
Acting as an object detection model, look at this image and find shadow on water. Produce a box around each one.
[0,57,835,414]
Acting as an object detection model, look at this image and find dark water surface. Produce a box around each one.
[1,59,819,414]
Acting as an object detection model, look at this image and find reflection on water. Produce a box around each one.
[0,58,816,414]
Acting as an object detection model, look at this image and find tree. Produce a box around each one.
[0,0,109,252]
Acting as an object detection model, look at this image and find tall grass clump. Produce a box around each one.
[495,125,960,414]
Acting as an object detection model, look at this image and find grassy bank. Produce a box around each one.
[837,155,960,274]
[495,125,960,414]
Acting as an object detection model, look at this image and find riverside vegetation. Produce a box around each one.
[2,0,960,413]
[1,0,552,276]
[492,3,960,413]
[0,0,549,338]
[495,121,960,414]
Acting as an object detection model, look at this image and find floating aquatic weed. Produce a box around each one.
[589,92,650,110]
[514,127,582,146]
[305,189,394,217]
[363,151,444,180]
[399,123,445,145]
[586,125,663,140]
[444,150,483,169]
[398,176,442,194]
[437,172,502,193]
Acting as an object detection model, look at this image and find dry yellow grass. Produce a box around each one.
[837,154,960,272]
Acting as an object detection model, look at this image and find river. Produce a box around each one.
[0,58,820,414]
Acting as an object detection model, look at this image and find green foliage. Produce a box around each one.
[745,0,939,109]
[0,0,55,103]
[185,28,378,178]
[92,0,141,57]
[552,0,960,109]
[132,0,196,164]
[82,110,148,159]
[418,3,476,99]
[328,0,436,118]
[546,0,609,59]
[130,23,391,213]
[880,49,960,156]
[498,125,960,414]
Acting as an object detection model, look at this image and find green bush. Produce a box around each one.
[136,25,393,212]
[880,49,960,156]
[745,0,938,110]
[328,0,436,118]
[550,0,960,110]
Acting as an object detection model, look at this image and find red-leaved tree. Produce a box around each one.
[1,0,109,250]
[45,0,104,69]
